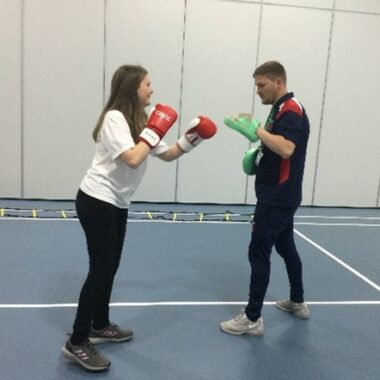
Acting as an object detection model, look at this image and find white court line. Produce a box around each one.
[1,301,380,309]
[295,229,380,292]
[0,218,380,227]
[1,211,379,220]
[294,223,380,227]
[130,221,380,227]
[296,215,380,220]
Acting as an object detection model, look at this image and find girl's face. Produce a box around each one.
[137,74,154,107]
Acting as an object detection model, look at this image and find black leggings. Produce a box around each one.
[71,190,128,344]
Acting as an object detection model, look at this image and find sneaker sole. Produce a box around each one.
[61,346,110,372]
[219,326,264,336]
[89,334,133,344]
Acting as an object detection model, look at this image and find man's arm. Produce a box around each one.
[256,127,295,159]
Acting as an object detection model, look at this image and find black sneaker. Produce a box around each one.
[89,323,133,344]
[61,339,110,372]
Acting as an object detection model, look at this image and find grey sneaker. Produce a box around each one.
[89,323,133,344]
[276,299,310,319]
[220,311,264,336]
[61,339,110,372]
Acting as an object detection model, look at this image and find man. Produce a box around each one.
[220,61,310,336]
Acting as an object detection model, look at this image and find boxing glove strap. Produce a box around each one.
[139,128,160,148]
[177,135,194,153]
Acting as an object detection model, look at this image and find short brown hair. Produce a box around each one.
[253,61,287,84]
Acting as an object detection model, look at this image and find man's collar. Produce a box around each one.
[273,92,294,109]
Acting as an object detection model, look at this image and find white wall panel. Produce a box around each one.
[262,0,333,8]
[313,12,380,206]
[105,0,185,202]
[2,0,379,206]
[177,0,260,203]
[336,0,380,13]
[23,0,104,198]
[0,0,22,197]
[246,6,332,205]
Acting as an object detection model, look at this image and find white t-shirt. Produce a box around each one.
[80,110,168,208]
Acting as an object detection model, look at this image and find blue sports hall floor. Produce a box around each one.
[0,199,379,380]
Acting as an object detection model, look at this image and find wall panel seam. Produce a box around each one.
[244,0,263,204]
[20,0,25,198]
[103,0,107,107]
[311,0,335,206]
[174,0,187,202]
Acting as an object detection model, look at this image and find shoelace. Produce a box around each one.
[82,340,99,356]
[233,312,246,322]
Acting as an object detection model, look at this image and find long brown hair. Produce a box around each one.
[93,65,148,142]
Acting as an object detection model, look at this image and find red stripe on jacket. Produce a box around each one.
[276,98,303,120]
[276,98,303,184]
[279,159,290,184]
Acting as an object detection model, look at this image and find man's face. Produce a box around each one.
[254,75,281,105]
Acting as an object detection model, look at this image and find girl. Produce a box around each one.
[62,65,216,372]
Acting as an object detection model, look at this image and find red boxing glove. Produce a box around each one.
[139,104,178,148]
[177,116,217,153]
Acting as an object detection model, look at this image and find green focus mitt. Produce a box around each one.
[242,147,262,175]
[224,116,260,143]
